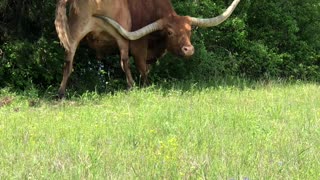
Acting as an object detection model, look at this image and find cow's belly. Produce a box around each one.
[85,32,119,58]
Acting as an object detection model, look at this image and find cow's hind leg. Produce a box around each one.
[58,43,78,98]
[58,24,92,98]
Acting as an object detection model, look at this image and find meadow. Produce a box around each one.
[0,80,319,179]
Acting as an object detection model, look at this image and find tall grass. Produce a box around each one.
[0,80,319,179]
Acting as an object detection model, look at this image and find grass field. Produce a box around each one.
[0,80,319,179]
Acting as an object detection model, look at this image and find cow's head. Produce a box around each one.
[94,0,240,57]
[162,15,194,57]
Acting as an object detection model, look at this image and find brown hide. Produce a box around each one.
[86,0,176,62]
[127,0,175,30]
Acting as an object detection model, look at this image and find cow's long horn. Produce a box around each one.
[190,0,240,27]
[93,15,164,40]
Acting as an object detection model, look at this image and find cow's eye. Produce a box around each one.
[167,29,174,36]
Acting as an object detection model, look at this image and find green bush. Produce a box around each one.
[0,38,62,89]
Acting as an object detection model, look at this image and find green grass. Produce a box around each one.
[0,80,319,179]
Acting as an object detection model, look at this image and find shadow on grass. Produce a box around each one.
[152,77,313,93]
[1,76,318,103]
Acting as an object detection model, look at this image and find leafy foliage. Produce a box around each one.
[0,0,319,92]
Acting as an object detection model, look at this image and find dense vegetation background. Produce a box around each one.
[0,0,319,93]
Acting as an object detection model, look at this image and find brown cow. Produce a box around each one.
[55,0,240,98]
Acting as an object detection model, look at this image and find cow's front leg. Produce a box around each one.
[117,39,134,89]
[131,39,149,87]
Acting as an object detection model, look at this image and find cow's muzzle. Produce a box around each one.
[181,45,194,57]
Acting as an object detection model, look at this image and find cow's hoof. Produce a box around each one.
[126,85,134,91]
[56,93,65,100]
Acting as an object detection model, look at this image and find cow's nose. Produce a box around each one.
[182,45,194,56]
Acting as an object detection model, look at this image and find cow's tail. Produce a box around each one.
[55,0,71,51]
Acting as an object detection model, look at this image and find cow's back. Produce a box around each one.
[68,0,131,30]
[128,0,175,30]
